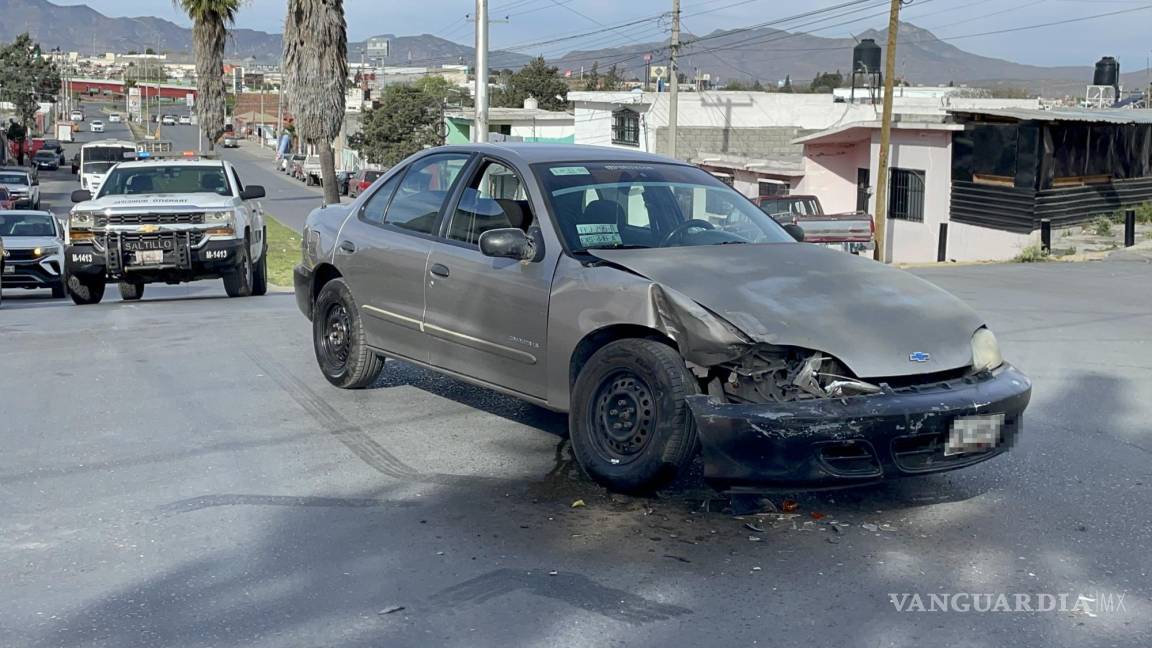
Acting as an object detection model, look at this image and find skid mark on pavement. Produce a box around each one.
[428,568,692,625]
[156,493,421,515]
[246,350,509,487]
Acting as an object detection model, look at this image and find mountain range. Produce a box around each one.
[0,0,1145,96]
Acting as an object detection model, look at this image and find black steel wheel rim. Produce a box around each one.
[321,302,352,369]
[588,370,656,464]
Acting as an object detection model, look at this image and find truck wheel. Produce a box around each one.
[313,278,384,389]
[569,338,700,494]
[251,240,268,296]
[223,241,253,298]
[118,281,144,301]
[67,274,105,305]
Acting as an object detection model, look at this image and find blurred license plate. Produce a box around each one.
[133,250,164,265]
[3,265,13,273]
[945,414,1004,456]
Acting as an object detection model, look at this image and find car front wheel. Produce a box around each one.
[118,281,144,301]
[223,240,253,298]
[67,274,105,305]
[569,338,700,494]
[312,278,384,389]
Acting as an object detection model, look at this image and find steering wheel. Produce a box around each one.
[659,219,715,247]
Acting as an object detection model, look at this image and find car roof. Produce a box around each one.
[113,159,229,169]
[0,209,53,216]
[430,143,690,167]
[0,167,31,173]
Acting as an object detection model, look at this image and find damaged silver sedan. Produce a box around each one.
[295,144,1031,493]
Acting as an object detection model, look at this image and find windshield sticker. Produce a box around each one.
[603,164,656,171]
[576,223,621,246]
[550,166,591,176]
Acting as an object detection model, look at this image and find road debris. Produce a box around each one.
[663,554,692,563]
[744,522,765,533]
[378,606,405,615]
[861,523,879,532]
[748,535,763,542]
[781,499,799,513]
[810,511,826,520]
[571,499,586,508]
[548,570,559,576]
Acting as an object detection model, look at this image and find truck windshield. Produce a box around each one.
[758,197,821,219]
[82,147,135,163]
[534,161,794,251]
[98,166,232,197]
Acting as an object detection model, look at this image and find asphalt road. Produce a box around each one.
[2,113,1151,646]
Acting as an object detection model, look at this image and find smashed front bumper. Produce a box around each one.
[686,364,1032,490]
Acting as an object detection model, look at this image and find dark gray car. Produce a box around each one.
[294,144,1031,493]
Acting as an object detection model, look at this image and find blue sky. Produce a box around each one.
[55,0,1152,70]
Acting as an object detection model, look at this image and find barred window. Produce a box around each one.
[888,168,925,223]
[611,108,640,146]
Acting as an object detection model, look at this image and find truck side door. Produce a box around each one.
[423,158,556,399]
[229,166,263,258]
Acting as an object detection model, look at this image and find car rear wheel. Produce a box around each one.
[569,338,700,494]
[312,278,384,389]
[67,274,105,305]
[223,240,253,298]
[118,281,144,301]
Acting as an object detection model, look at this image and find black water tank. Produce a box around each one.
[853,39,882,74]
[1093,56,1119,86]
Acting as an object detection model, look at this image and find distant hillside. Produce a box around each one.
[348,34,533,70]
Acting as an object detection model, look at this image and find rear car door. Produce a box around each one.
[337,153,471,363]
[423,158,554,398]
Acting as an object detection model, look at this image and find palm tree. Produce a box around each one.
[282,0,347,205]
[174,0,242,152]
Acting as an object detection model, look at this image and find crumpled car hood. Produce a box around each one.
[590,243,984,378]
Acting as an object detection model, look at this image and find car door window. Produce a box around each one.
[448,161,533,246]
[384,154,470,235]
[360,172,404,225]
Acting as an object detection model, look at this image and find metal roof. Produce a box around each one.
[948,108,1152,125]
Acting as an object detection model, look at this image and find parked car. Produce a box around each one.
[222,134,239,148]
[279,153,305,174]
[0,209,66,298]
[90,120,105,133]
[0,186,17,210]
[70,151,80,175]
[40,139,67,165]
[348,168,384,198]
[755,194,874,254]
[161,115,177,126]
[294,144,1032,493]
[108,113,122,123]
[32,149,60,171]
[179,115,192,125]
[0,168,39,209]
[301,155,322,185]
[69,110,84,122]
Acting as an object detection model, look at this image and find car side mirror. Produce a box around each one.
[479,228,539,262]
[240,185,265,200]
[783,223,806,242]
[71,189,92,203]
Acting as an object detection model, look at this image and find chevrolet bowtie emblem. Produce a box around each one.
[138,224,159,233]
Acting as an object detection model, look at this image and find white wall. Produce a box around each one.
[795,140,871,213]
[572,96,654,151]
[508,119,574,141]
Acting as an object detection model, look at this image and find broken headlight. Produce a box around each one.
[69,211,93,228]
[971,328,1003,372]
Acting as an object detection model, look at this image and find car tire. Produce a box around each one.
[569,338,700,494]
[51,283,65,299]
[251,238,268,296]
[67,273,105,305]
[312,278,384,389]
[118,281,144,301]
[223,239,253,298]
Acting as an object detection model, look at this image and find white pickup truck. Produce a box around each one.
[65,157,268,304]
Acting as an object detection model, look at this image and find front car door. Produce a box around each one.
[337,152,471,364]
[423,157,557,399]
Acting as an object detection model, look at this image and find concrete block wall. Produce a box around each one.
[651,126,815,161]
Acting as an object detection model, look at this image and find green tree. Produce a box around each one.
[0,35,61,135]
[602,64,623,91]
[751,79,765,92]
[809,70,843,93]
[722,80,748,91]
[493,57,568,110]
[583,61,600,91]
[412,75,470,107]
[780,74,793,93]
[348,84,441,167]
[283,0,349,205]
[173,0,243,152]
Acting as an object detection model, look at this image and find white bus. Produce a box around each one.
[78,139,137,194]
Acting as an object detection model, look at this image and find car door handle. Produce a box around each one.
[339,240,356,254]
[429,263,450,278]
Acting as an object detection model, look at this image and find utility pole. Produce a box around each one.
[872,0,902,263]
[474,0,490,143]
[668,0,680,159]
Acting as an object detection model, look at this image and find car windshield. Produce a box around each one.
[34,151,55,159]
[535,161,795,251]
[0,173,29,185]
[44,140,60,148]
[98,165,232,197]
[0,212,56,236]
[82,162,116,175]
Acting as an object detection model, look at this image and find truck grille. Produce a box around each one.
[95,212,206,227]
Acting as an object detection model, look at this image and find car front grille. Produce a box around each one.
[816,441,882,477]
[3,248,41,261]
[95,212,206,227]
[891,416,1018,472]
